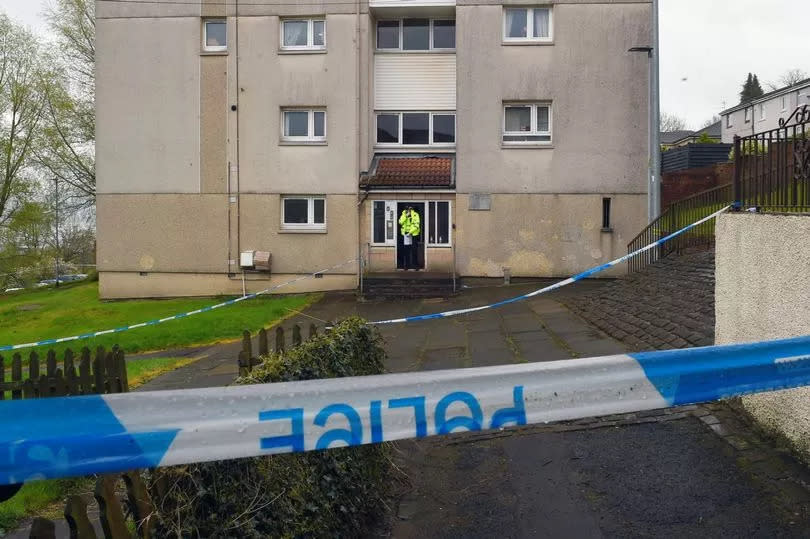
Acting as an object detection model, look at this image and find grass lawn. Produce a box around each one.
[0,356,200,532]
[0,281,319,358]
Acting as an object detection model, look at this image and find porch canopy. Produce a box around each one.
[361,154,455,190]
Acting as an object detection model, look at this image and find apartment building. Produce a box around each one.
[96,0,651,298]
[721,78,810,142]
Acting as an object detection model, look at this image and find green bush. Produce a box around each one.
[149,317,391,538]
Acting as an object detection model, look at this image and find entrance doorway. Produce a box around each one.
[396,202,425,270]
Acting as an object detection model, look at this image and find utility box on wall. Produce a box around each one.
[240,251,272,272]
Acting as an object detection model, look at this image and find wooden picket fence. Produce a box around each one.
[0,347,161,539]
[0,346,128,399]
[238,322,327,376]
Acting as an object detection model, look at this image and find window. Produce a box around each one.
[282,109,326,142]
[428,201,451,245]
[503,103,551,144]
[281,18,326,50]
[503,7,551,42]
[601,198,611,230]
[376,112,456,146]
[372,201,396,245]
[282,197,325,230]
[726,114,732,128]
[203,20,227,52]
[781,95,787,112]
[758,103,766,121]
[376,19,456,51]
[744,107,751,123]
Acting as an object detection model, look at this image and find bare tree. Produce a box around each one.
[0,15,46,227]
[766,68,809,91]
[699,115,720,129]
[34,0,95,206]
[660,112,689,132]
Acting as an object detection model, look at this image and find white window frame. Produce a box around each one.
[375,18,456,51]
[203,19,227,52]
[781,95,787,112]
[502,102,552,145]
[725,114,732,128]
[281,108,327,143]
[375,112,456,147]
[282,196,326,231]
[370,200,397,246]
[744,107,751,123]
[427,200,452,247]
[503,7,553,43]
[758,103,766,121]
[280,18,326,51]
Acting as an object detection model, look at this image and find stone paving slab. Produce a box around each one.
[566,250,716,352]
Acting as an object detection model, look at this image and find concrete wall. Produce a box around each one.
[715,212,810,462]
[455,193,645,278]
[96,17,202,194]
[452,1,649,277]
[455,1,650,195]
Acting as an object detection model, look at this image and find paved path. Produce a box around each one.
[137,281,810,537]
[13,279,808,538]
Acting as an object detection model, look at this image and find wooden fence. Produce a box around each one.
[0,346,128,399]
[0,347,161,539]
[238,322,327,376]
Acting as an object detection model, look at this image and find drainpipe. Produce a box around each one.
[650,0,661,220]
[356,0,363,293]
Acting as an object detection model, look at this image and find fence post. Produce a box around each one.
[64,495,97,539]
[258,328,268,356]
[95,476,130,539]
[29,351,40,383]
[309,324,318,340]
[733,135,742,210]
[79,348,92,395]
[275,327,285,352]
[94,347,106,394]
[11,354,21,400]
[292,324,302,346]
[29,518,56,539]
[123,471,156,539]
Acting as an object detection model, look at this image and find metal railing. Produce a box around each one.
[733,104,810,211]
[627,183,732,273]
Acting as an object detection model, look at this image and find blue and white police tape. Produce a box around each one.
[2,331,809,486]
[370,206,730,324]
[0,258,358,352]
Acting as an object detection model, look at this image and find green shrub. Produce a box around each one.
[149,318,391,538]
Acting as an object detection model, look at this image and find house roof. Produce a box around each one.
[360,155,455,189]
[669,120,723,145]
[660,130,693,145]
[720,77,810,116]
[699,120,722,139]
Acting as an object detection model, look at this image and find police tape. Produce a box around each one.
[370,206,731,324]
[0,258,359,352]
[2,332,809,486]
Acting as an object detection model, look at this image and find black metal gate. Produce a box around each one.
[733,105,810,212]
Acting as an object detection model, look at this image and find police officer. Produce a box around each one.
[399,206,421,270]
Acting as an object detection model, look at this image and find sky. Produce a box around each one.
[3,0,810,131]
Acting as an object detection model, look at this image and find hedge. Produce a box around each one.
[148,317,391,538]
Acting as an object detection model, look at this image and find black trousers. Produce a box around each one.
[401,242,416,269]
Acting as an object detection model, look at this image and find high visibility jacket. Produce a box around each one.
[399,209,421,237]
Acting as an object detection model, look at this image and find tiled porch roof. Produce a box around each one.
[361,155,455,189]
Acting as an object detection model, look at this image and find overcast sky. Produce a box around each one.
[3,0,809,130]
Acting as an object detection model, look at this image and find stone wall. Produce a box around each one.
[715,212,810,462]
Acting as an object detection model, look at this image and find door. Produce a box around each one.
[396,202,425,270]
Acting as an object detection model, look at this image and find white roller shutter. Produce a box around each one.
[374,55,456,110]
